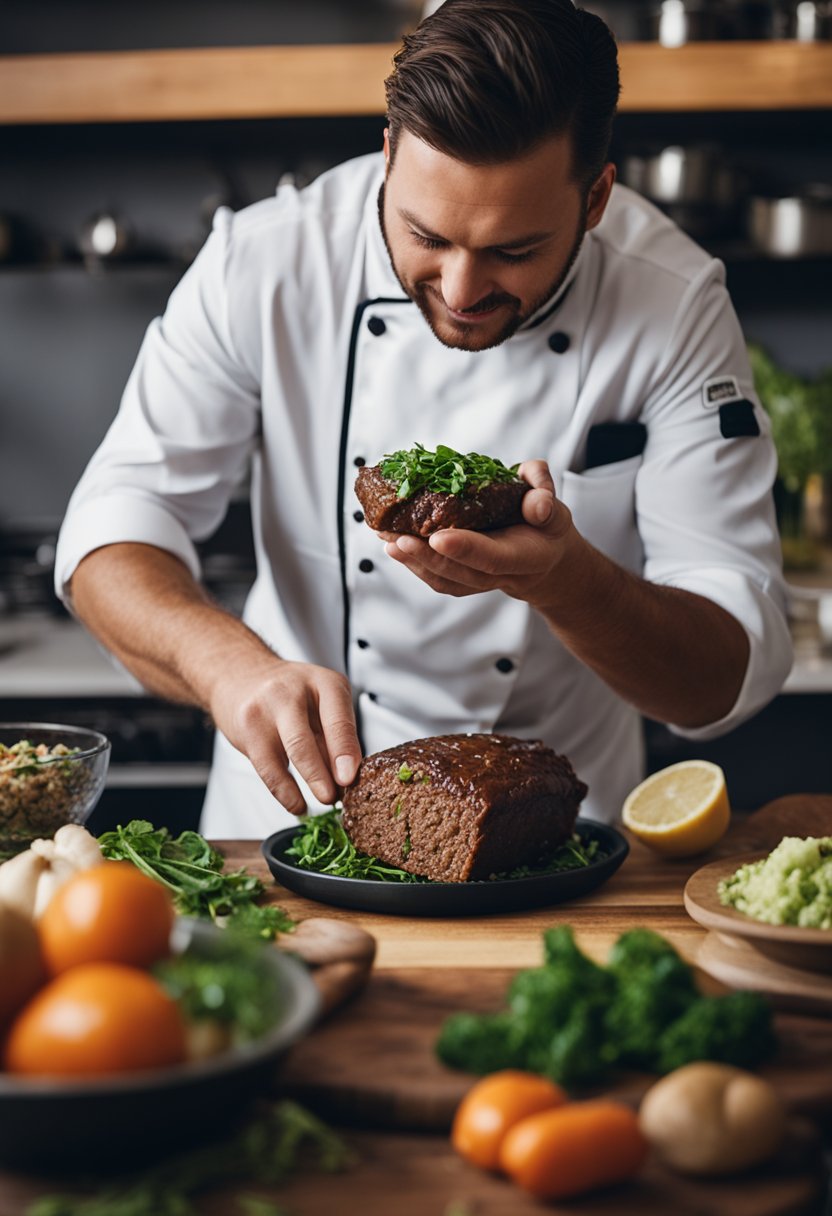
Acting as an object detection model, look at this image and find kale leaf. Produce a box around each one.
[98,819,295,939]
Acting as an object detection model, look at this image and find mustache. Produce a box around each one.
[422,284,520,315]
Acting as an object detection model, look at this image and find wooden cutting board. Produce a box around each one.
[277,965,832,1130]
[3,1120,824,1216]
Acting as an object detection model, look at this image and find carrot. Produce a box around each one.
[498,1099,648,1200]
[451,1070,567,1171]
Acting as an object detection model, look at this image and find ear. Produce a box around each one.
[383,127,391,169]
[585,163,616,231]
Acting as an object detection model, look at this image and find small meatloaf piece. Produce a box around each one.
[355,465,528,536]
[341,734,588,882]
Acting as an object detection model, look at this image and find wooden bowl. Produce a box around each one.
[684,854,832,974]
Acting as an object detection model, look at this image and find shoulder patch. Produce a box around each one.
[719,399,760,439]
[702,376,743,409]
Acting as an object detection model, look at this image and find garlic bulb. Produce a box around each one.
[0,824,102,921]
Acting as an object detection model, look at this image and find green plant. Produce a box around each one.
[749,343,830,492]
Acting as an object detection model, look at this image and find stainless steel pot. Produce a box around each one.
[623,145,738,207]
[775,0,832,40]
[638,0,728,44]
[748,192,832,256]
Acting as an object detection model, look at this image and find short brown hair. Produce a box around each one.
[385,0,620,187]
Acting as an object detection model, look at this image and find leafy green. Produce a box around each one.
[749,343,832,492]
[379,442,521,500]
[435,926,777,1088]
[438,926,614,1087]
[26,1100,352,1216]
[154,940,283,1042]
[285,809,426,882]
[656,990,778,1073]
[604,930,699,1069]
[285,810,605,884]
[98,820,295,939]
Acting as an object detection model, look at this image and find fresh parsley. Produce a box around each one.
[154,942,283,1043]
[98,819,295,939]
[285,809,426,883]
[379,442,521,501]
[285,810,605,884]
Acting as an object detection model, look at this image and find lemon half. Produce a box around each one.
[621,760,730,858]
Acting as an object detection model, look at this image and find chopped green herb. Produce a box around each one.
[380,443,521,501]
[397,763,414,783]
[285,809,426,883]
[154,939,283,1043]
[98,820,295,939]
[392,801,402,817]
[402,833,412,860]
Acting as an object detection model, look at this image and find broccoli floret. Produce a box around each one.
[527,998,612,1088]
[657,990,778,1074]
[505,928,615,1087]
[607,927,683,974]
[435,1011,522,1075]
[605,947,699,1069]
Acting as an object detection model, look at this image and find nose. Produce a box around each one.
[439,251,495,314]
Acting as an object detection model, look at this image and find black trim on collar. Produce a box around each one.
[337,296,412,735]
[523,276,577,331]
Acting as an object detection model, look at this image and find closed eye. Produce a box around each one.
[409,230,537,265]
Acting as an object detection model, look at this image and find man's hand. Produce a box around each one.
[208,658,361,815]
[376,460,574,608]
[375,459,750,730]
[70,543,362,817]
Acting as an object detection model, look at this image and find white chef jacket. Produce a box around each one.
[55,152,792,836]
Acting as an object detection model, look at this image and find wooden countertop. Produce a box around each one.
[3,796,829,1215]
[209,794,832,1215]
[217,793,832,973]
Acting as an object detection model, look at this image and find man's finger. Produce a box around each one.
[317,683,363,788]
[385,538,495,589]
[277,710,340,806]
[246,737,307,815]
[517,458,555,492]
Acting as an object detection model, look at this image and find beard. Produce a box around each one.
[378,183,586,352]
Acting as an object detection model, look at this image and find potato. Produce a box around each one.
[639,1061,786,1175]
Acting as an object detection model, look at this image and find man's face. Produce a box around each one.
[380,130,613,353]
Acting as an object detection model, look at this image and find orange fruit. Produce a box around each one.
[451,1070,567,1171]
[621,760,730,858]
[499,1099,648,1200]
[4,962,187,1077]
[38,861,174,975]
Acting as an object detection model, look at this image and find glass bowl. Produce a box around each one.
[0,722,111,857]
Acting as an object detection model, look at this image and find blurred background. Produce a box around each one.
[1,0,831,831]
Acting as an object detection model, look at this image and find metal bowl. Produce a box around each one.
[0,723,111,857]
[0,918,320,1172]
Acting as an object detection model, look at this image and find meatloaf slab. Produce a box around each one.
[341,734,588,882]
[355,464,528,536]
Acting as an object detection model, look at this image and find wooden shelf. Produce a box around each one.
[1,41,832,125]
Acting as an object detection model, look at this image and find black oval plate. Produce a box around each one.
[261,818,629,917]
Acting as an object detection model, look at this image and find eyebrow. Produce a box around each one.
[399,208,553,250]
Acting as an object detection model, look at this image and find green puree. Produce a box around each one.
[719,835,832,929]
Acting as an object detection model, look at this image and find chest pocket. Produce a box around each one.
[559,454,644,575]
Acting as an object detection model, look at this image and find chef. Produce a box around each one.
[54,0,792,835]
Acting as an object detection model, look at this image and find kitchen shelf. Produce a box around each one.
[2,41,832,125]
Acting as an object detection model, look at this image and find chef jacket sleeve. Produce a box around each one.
[636,259,792,739]
[55,208,260,606]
